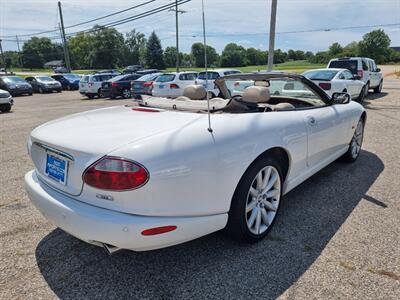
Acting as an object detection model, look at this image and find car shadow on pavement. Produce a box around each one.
[35,150,384,299]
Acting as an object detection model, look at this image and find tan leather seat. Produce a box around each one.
[273,102,295,111]
[181,85,207,100]
[242,86,270,103]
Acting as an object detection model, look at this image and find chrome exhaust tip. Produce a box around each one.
[102,243,122,255]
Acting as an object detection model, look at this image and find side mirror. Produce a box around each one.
[354,75,361,80]
[332,92,350,104]
[375,68,381,72]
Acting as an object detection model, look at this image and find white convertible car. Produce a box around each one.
[25,72,365,254]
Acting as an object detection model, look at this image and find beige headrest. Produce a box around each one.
[242,86,270,103]
[183,85,206,100]
[274,102,295,111]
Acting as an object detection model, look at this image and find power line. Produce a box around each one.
[0,0,157,38]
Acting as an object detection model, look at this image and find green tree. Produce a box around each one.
[220,43,247,67]
[68,32,95,68]
[125,29,146,65]
[309,51,330,64]
[21,37,62,69]
[145,31,164,69]
[246,48,266,65]
[190,43,219,67]
[91,26,125,68]
[304,51,314,61]
[164,46,183,68]
[273,49,287,63]
[358,29,391,63]
[329,42,343,56]
[342,41,359,57]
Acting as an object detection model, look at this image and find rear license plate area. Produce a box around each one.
[45,153,68,185]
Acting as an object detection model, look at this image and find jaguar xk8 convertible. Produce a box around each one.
[25,72,365,254]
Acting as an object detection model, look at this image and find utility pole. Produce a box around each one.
[58,1,71,72]
[16,35,23,67]
[0,39,7,74]
[170,0,186,72]
[267,0,277,71]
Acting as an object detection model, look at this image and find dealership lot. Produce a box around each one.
[0,82,399,299]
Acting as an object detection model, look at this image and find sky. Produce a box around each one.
[1,0,399,53]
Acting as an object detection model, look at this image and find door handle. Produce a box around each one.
[307,116,316,126]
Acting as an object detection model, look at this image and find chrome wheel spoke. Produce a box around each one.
[261,208,270,226]
[247,208,258,228]
[261,199,277,211]
[266,188,279,198]
[262,172,278,194]
[250,187,258,198]
[255,209,262,234]
[246,200,257,213]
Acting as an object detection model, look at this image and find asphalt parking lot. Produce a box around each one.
[0,81,399,299]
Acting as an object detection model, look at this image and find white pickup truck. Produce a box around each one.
[0,89,13,112]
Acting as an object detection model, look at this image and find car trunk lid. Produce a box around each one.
[30,106,204,196]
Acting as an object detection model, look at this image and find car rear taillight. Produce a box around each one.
[111,82,119,87]
[357,70,363,78]
[88,82,94,88]
[143,81,153,87]
[170,83,179,89]
[83,157,149,191]
[318,82,331,90]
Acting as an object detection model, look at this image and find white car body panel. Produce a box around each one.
[25,75,365,251]
[0,89,13,105]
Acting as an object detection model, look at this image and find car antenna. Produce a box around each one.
[201,0,212,133]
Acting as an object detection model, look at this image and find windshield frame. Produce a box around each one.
[215,72,332,105]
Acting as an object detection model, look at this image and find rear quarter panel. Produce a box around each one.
[78,112,309,217]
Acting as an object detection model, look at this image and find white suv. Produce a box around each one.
[152,72,198,98]
[327,57,383,95]
[195,69,241,97]
[79,73,116,99]
[0,88,13,112]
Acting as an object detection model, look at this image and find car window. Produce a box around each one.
[362,60,369,71]
[223,71,240,76]
[156,74,175,82]
[338,73,345,80]
[36,76,55,82]
[343,70,354,80]
[137,73,161,81]
[328,60,358,74]
[179,73,197,80]
[80,75,89,83]
[303,70,338,81]
[198,72,219,80]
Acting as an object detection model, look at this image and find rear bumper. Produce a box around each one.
[25,170,227,251]
[0,96,13,105]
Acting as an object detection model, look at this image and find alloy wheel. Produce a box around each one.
[350,119,364,159]
[245,165,281,235]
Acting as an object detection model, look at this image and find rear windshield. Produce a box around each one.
[328,60,358,74]
[303,70,338,81]
[156,74,175,82]
[138,73,161,81]
[109,75,127,82]
[80,75,89,83]
[198,72,219,80]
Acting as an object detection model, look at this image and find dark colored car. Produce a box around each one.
[131,72,162,98]
[0,76,32,96]
[51,74,81,90]
[101,74,142,99]
[25,76,62,93]
[53,67,68,73]
[122,65,144,74]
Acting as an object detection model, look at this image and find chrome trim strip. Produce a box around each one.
[33,142,74,161]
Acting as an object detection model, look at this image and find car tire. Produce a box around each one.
[0,103,12,112]
[357,86,365,103]
[28,92,33,96]
[340,117,364,163]
[38,86,43,94]
[98,88,103,98]
[57,89,62,93]
[87,94,95,99]
[373,80,383,93]
[67,85,71,91]
[364,82,370,97]
[225,156,283,243]
[122,89,131,99]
